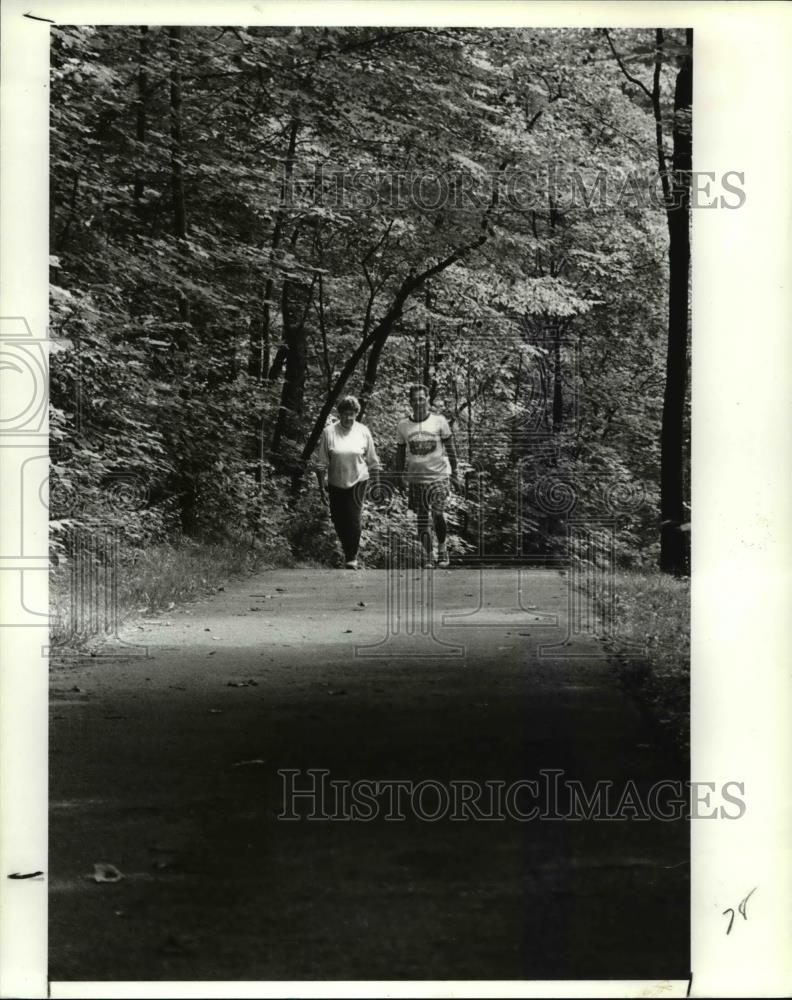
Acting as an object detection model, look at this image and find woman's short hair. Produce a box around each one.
[337,394,361,414]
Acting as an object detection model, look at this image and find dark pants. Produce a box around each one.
[328,481,368,561]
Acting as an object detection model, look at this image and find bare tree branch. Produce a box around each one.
[603,29,654,102]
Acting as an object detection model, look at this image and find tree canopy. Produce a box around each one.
[49,25,691,570]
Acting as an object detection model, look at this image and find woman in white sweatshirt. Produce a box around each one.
[314,395,381,569]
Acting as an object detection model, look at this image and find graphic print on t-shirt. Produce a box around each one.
[396,413,452,481]
[408,432,438,456]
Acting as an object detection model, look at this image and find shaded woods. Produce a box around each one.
[49,26,691,577]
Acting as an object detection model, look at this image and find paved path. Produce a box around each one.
[50,568,688,981]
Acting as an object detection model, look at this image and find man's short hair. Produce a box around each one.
[408,383,430,401]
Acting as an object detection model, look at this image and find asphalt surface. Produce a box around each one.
[49,567,689,981]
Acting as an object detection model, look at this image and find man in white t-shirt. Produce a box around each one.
[395,384,459,567]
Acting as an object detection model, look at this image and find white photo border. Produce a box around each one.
[1,1,791,997]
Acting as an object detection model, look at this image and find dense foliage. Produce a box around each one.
[49,26,690,571]
[606,572,691,755]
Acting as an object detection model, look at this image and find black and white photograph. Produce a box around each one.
[0,2,790,997]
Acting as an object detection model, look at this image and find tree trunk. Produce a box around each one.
[249,117,299,380]
[359,336,387,419]
[603,28,692,573]
[552,327,563,432]
[423,285,432,392]
[168,26,194,532]
[270,280,310,455]
[169,27,190,331]
[660,29,692,575]
[169,28,187,243]
[133,26,149,214]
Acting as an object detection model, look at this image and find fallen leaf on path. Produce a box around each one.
[275,587,286,592]
[227,679,258,688]
[208,709,222,714]
[357,601,367,607]
[204,627,211,632]
[232,758,267,767]
[169,685,186,691]
[207,651,216,656]
[92,862,124,884]
[343,629,352,633]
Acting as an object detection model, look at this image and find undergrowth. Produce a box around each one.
[50,534,291,651]
[598,571,690,757]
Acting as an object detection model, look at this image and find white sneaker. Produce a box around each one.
[345,559,359,570]
[437,546,450,568]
